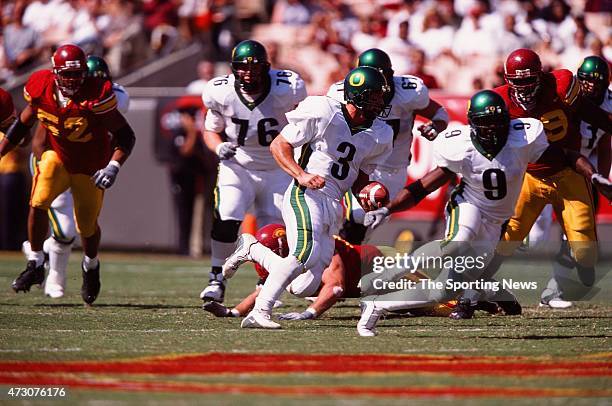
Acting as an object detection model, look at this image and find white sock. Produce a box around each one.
[45,238,72,275]
[83,255,99,271]
[254,255,303,313]
[211,239,237,268]
[27,250,45,267]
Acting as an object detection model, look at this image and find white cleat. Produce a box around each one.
[357,301,383,337]
[44,269,66,298]
[222,233,258,279]
[540,298,573,309]
[241,309,281,329]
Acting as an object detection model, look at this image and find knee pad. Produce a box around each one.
[338,220,367,245]
[211,218,241,243]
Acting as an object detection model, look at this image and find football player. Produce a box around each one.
[0,44,136,305]
[221,66,393,329]
[21,54,130,299]
[358,90,549,336]
[327,48,449,244]
[200,39,307,303]
[536,55,611,308]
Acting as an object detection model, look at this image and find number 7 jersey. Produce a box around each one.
[433,118,549,223]
[202,69,307,170]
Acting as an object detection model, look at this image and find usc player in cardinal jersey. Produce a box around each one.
[0,44,136,305]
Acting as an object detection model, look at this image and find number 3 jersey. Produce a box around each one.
[433,118,549,223]
[282,96,393,201]
[202,69,307,171]
[24,70,118,175]
[327,75,430,170]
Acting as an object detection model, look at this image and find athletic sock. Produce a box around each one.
[27,250,45,267]
[83,255,99,271]
[211,239,236,268]
[254,255,303,313]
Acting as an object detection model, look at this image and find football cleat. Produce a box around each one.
[540,298,573,309]
[200,278,226,303]
[357,301,384,337]
[222,233,258,279]
[448,298,476,320]
[495,299,522,315]
[81,260,101,305]
[241,310,281,329]
[475,301,502,315]
[44,269,66,298]
[11,261,45,292]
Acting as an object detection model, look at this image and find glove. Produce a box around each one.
[215,142,237,160]
[363,207,389,229]
[92,161,120,189]
[591,173,612,202]
[278,309,316,321]
[417,122,439,141]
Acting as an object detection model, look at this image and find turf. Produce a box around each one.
[0,252,610,404]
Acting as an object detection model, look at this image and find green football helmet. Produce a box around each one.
[344,66,390,120]
[467,90,510,155]
[577,55,609,104]
[86,55,111,80]
[357,48,394,84]
[231,40,270,93]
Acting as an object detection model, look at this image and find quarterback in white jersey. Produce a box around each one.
[222,67,393,329]
[22,56,130,299]
[327,48,449,244]
[358,90,549,336]
[200,40,307,303]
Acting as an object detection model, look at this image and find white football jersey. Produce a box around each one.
[580,87,611,163]
[282,96,393,201]
[202,69,307,170]
[433,118,549,223]
[327,75,430,170]
[112,83,130,114]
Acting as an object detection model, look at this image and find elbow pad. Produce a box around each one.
[113,124,135,155]
[5,118,30,145]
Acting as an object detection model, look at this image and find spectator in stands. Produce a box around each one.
[271,0,311,26]
[378,20,414,75]
[495,14,530,57]
[143,0,180,56]
[3,2,42,74]
[412,7,455,59]
[560,24,595,70]
[186,59,215,95]
[407,48,439,90]
[350,15,381,55]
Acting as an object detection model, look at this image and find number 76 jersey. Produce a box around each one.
[202,69,307,171]
[433,118,549,224]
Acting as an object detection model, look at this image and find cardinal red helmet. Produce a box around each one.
[254,224,289,279]
[504,48,542,110]
[52,44,87,97]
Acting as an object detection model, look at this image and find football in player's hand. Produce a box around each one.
[358,182,389,211]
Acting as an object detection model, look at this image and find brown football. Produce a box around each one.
[358,181,389,208]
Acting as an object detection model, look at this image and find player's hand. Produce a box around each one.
[297,172,325,189]
[202,301,232,317]
[417,121,439,141]
[359,196,383,212]
[363,207,390,229]
[215,142,237,160]
[92,161,120,190]
[278,310,315,321]
[592,173,612,202]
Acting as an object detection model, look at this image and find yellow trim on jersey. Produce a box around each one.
[91,95,117,114]
[23,88,32,104]
[564,76,580,105]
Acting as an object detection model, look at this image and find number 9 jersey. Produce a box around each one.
[24,70,118,176]
[202,69,307,170]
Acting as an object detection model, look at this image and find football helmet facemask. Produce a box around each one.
[504,48,543,111]
[254,224,289,280]
[231,40,270,94]
[577,55,609,104]
[468,90,510,156]
[52,44,87,97]
[344,66,391,120]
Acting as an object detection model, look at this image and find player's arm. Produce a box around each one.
[364,167,455,228]
[561,146,612,201]
[415,99,449,141]
[201,99,236,160]
[30,123,46,160]
[596,133,611,178]
[0,105,36,159]
[270,134,325,189]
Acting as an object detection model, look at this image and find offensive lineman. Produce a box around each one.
[327,48,449,244]
[21,55,130,298]
[358,90,549,336]
[222,66,393,329]
[200,40,307,303]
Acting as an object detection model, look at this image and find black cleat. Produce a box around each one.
[475,301,502,315]
[81,261,101,305]
[11,261,45,292]
[449,298,475,320]
[495,299,522,315]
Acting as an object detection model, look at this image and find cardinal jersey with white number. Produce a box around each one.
[203,69,306,170]
[433,118,549,224]
[282,96,393,201]
[327,75,429,170]
[580,88,611,165]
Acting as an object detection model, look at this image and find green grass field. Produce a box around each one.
[0,252,610,404]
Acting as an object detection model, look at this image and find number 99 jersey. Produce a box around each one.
[433,118,548,224]
[202,69,307,171]
[24,70,118,175]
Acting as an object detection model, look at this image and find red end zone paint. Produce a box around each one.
[0,353,611,377]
